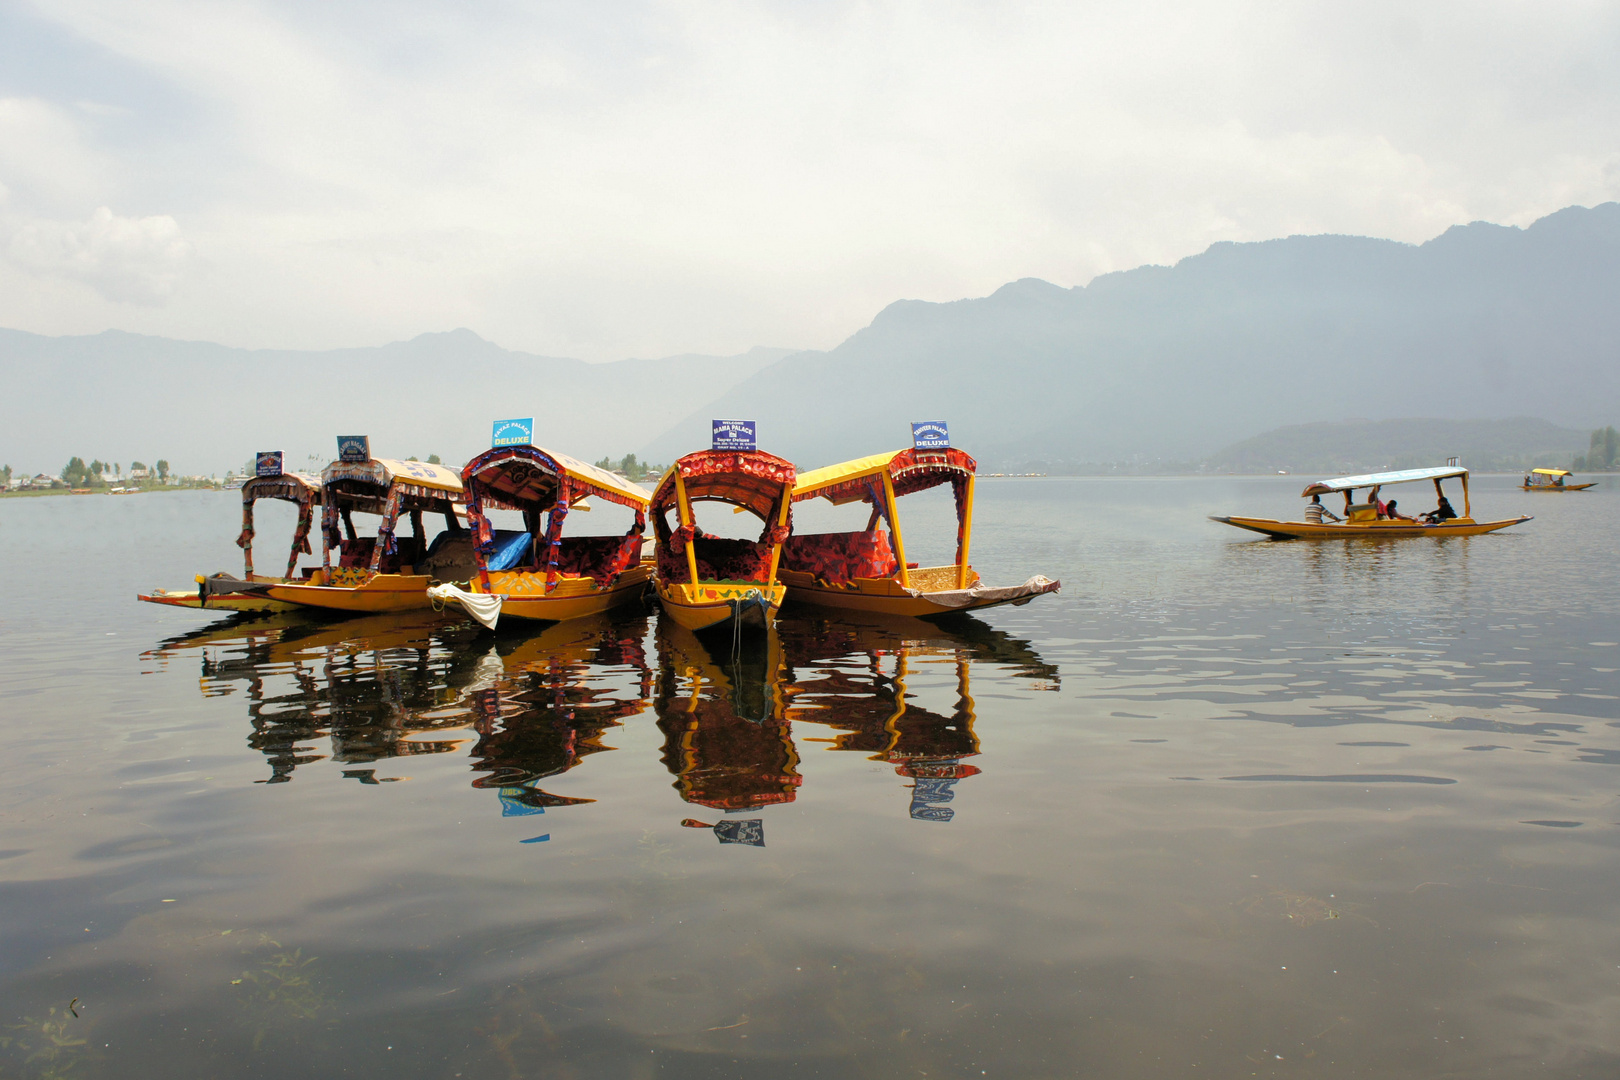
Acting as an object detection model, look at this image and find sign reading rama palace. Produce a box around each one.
[712,419,756,452]
[255,451,284,477]
[911,421,950,450]
[491,418,534,448]
[337,436,371,463]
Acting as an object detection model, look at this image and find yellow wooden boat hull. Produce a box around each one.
[137,586,300,614]
[779,565,1059,618]
[1522,483,1595,491]
[468,564,652,623]
[656,580,785,633]
[1212,515,1531,539]
[263,570,441,613]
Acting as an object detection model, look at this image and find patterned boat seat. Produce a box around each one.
[780,530,898,585]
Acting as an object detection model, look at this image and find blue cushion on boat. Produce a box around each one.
[485,530,535,571]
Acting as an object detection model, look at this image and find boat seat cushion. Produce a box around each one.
[781,530,898,585]
[658,534,772,583]
[552,535,641,587]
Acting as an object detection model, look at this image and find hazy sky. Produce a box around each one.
[1,0,1617,361]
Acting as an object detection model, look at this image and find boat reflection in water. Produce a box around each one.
[466,615,652,820]
[654,621,800,846]
[780,613,1058,821]
[143,607,1055,833]
[141,613,652,817]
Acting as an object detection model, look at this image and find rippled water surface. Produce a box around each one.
[3,475,1618,1078]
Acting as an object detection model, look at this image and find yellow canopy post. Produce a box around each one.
[674,471,701,585]
[882,470,910,589]
[956,474,975,589]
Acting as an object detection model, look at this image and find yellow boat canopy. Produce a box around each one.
[243,471,322,504]
[794,447,978,505]
[463,444,651,512]
[322,457,464,494]
[1530,468,1572,477]
[1301,465,1467,497]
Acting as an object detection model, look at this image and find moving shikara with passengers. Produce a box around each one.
[263,438,469,613]
[429,421,654,628]
[1212,463,1532,539]
[782,425,1060,618]
[1522,468,1596,491]
[650,421,796,634]
[138,454,322,614]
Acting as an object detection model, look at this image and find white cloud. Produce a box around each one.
[2,206,193,304]
[2,0,1618,355]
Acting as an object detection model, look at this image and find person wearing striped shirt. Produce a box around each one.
[1305,495,1340,524]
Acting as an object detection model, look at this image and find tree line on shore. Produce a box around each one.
[1572,427,1619,472]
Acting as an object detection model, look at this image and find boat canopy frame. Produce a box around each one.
[1301,464,1471,518]
[650,450,797,586]
[319,457,466,576]
[791,447,980,589]
[461,444,652,595]
[1530,468,1572,478]
[236,471,323,579]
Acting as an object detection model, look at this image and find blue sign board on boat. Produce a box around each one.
[911,421,950,449]
[712,419,756,452]
[491,417,534,448]
[337,435,371,463]
[255,451,284,477]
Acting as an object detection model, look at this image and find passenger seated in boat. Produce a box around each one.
[1423,496,1458,524]
[1369,486,1388,518]
[1304,495,1340,525]
[1383,498,1416,522]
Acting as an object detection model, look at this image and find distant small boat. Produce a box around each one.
[783,446,1059,617]
[1522,468,1595,491]
[138,470,324,614]
[650,445,796,633]
[1212,464,1531,539]
[264,453,467,613]
[435,441,653,627]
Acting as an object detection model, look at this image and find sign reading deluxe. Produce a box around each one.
[911,421,950,449]
[712,419,757,452]
[491,418,534,448]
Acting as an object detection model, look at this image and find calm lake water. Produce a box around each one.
[2,475,1618,1078]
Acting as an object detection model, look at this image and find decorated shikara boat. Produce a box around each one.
[263,443,467,614]
[782,445,1060,617]
[1212,464,1532,539]
[1522,468,1595,491]
[429,440,653,628]
[650,432,796,634]
[138,460,322,615]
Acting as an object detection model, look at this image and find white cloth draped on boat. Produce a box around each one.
[428,583,503,629]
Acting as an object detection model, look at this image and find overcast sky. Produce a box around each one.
[1,0,1617,361]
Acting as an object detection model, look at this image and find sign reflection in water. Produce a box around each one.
[142,607,1057,829]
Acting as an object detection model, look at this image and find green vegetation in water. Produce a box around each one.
[231,936,333,1051]
[0,1003,97,1080]
[1572,426,1619,471]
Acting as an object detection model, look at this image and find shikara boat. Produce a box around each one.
[263,454,467,613]
[1522,468,1595,491]
[650,448,796,633]
[782,447,1060,617]
[1212,464,1532,539]
[432,443,653,627]
[138,468,323,614]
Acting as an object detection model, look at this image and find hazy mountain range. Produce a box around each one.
[641,202,1620,469]
[1205,417,1589,476]
[0,328,786,476]
[2,202,1616,477]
